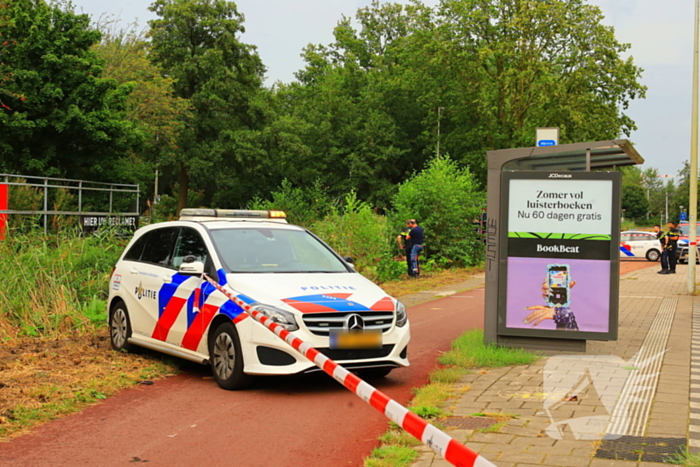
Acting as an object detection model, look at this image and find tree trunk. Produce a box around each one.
[177,162,189,216]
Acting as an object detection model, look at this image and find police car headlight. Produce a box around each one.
[396,301,408,328]
[250,304,299,331]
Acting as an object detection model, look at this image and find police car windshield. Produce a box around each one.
[210,228,350,273]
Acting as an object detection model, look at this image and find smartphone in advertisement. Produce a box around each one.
[546,264,570,307]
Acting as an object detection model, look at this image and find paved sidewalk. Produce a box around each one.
[411,264,697,467]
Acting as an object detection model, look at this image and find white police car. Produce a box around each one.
[676,222,700,263]
[619,230,661,261]
[107,209,410,389]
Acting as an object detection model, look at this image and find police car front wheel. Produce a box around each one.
[209,321,252,390]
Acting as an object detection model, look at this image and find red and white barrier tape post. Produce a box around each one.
[203,275,494,467]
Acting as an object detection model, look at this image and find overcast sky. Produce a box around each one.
[70,0,697,178]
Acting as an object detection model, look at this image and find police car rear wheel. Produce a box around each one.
[210,321,251,390]
[646,249,660,262]
[109,301,134,352]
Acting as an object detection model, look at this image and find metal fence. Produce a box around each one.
[0,174,140,233]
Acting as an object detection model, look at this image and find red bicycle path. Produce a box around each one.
[0,260,653,467]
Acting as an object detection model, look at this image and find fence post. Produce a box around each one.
[0,182,7,240]
[43,178,48,234]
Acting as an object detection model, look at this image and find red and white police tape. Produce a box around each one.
[202,274,495,467]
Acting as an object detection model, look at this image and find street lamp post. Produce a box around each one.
[437,107,445,157]
[688,0,699,294]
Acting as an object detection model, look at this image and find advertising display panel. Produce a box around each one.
[498,171,620,341]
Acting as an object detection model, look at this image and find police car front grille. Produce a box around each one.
[317,345,395,360]
[302,311,395,336]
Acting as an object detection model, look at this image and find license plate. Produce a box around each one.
[330,330,382,349]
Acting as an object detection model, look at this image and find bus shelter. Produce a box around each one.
[484,140,644,351]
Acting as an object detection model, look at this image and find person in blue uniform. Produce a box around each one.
[406,219,424,277]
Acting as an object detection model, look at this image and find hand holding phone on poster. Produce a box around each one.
[524,264,577,329]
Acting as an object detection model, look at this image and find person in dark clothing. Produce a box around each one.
[396,221,414,277]
[406,219,424,277]
[659,222,680,274]
[652,224,661,240]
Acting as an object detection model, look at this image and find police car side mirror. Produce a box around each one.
[344,256,356,270]
[179,261,204,276]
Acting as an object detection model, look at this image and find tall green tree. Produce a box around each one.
[671,161,698,223]
[281,0,646,199]
[640,167,665,219]
[0,0,134,179]
[621,184,648,220]
[148,0,266,213]
[432,0,646,178]
[274,2,437,209]
[93,22,190,202]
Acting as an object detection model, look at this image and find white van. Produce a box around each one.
[107,209,410,389]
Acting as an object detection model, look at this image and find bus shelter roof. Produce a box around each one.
[488,139,643,172]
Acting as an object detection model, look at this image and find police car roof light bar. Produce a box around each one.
[179,208,287,220]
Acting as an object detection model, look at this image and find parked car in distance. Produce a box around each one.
[619,230,661,262]
[677,244,699,264]
[107,209,411,390]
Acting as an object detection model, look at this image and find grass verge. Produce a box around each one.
[439,329,540,368]
[363,329,540,467]
[380,266,484,298]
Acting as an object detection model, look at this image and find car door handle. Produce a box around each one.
[162,276,172,284]
[130,268,139,275]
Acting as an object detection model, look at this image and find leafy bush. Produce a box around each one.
[150,194,179,222]
[376,256,406,283]
[248,179,336,229]
[391,156,485,267]
[312,191,392,281]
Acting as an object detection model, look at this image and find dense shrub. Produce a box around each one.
[311,191,394,282]
[391,156,485,267]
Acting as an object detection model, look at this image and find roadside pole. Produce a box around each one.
[0,183,7,240]
[203,274,495,467]
[689,0,699,294]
